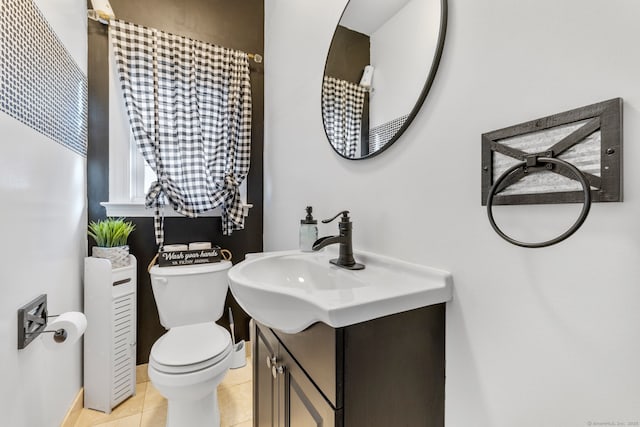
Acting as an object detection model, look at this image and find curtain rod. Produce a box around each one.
[247,53,263,64]
[88,9,263,63]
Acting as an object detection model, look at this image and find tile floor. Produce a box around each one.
[73,356,253,427]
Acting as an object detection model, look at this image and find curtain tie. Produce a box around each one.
[223,175,239,193]
[145,181,164,208]
[220,174,243,235]
[145,180,165,247]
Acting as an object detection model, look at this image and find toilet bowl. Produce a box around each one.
[148,323,232,426]
[148,261,234,427]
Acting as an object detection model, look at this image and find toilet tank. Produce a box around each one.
[149,261,232,328]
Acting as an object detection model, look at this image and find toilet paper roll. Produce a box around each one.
[42,312,87,350]
[163,244,188,252]
[188,242,212,250]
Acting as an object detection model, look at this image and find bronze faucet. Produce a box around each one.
[312,211,364,270]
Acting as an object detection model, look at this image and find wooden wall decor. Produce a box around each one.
[481,98,623,206]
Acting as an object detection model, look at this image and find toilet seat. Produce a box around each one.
[150,322,232,374]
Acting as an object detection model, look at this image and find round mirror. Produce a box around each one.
[321,0,447,159]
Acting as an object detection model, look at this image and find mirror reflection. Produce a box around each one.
[322,0,446,159]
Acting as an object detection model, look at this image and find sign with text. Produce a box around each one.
[158,247,221,267]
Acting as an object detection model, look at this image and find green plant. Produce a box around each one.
[88,217,136,247]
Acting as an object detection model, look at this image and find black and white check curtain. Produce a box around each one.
[110,20,252,246]
[321,76,367,158]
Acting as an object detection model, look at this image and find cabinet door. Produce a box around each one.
[279,347,337,427]
[254,323,279,427]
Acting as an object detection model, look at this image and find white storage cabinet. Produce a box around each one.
[84,255,137,413]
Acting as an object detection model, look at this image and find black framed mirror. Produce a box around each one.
[321,0,447,160]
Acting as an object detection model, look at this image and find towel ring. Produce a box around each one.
[486,157,592,248]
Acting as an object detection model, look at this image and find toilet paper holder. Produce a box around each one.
[38,322,69,343]
[17,294,68,349]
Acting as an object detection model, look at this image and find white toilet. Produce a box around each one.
[148,261,234,427]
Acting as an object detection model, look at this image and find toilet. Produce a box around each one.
[148,261,234,427]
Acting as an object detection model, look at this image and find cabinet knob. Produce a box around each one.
[271,364,285,379]
[266,355,277,368]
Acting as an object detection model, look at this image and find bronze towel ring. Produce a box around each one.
[486,156,592,248]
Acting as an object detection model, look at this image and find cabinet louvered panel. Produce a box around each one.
[111,292,135,407]
[84,256,137,414]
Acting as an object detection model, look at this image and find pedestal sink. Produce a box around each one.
[227,247,452,333]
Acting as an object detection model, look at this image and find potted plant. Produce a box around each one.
[88,217,136,268]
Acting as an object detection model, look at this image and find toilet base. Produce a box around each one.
[148,349,232,427]
[166,390,220,427]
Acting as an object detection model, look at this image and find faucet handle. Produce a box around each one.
[322,210,350,224]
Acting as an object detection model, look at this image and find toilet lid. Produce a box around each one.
[150,323,231,371]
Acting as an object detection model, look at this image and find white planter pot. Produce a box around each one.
[92,245,130,269]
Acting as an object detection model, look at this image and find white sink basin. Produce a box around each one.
[227,247,452,333]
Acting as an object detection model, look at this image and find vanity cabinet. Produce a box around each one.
[255,322,337,426]
[252,303,445,427]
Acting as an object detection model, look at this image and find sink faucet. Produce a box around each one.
[312,211,365,270]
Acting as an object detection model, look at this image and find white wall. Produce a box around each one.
[369,0,439,127]
[0,1,87,425]
[264,0,640,425]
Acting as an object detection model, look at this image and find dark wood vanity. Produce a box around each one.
[252,303,445,426]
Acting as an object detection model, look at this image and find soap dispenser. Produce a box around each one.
[299,206,318,252]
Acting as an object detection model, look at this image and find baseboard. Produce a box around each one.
[60,387,83,427]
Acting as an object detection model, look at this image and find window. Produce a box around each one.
[102,38,249,218]
[129,135,158,203]
[103,129,248,218]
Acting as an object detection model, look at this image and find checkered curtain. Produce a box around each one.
[321,76,367,158]
[110,20,252,246]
